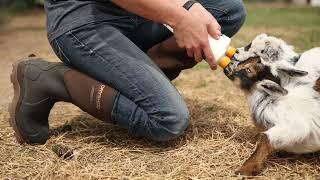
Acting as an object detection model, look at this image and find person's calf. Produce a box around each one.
[64,70,117,122]
[147,36,198,80]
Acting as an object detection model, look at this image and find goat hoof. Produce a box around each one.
[235,164,261,176]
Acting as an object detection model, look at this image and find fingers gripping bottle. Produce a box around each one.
[208,35,237,77]
[164,25,236,75]
[209,35,236,69]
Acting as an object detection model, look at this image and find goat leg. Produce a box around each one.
[236,133,275,176]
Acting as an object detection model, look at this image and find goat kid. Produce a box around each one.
[227,33,320,176]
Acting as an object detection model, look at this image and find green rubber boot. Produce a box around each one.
[9,58,71,144]
[9,57,117,145]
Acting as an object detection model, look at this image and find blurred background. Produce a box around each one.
[0,0,319,51]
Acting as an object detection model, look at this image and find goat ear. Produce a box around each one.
[257,80,288,96]
[277,67,308,77]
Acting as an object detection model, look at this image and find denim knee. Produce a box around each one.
[113,92,190,142]
[232,0,247,27]
[150,102,190,142]
[225,0,247,37]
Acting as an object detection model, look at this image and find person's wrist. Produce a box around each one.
[164,0,198,29]
[166,7,188,29]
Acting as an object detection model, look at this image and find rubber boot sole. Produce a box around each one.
[8,60,27,144]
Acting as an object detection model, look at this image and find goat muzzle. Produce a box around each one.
[223,57,239,80]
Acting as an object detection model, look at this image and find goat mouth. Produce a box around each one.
[223,56,239,80]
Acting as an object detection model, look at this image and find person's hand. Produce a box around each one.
[172,3,221,70]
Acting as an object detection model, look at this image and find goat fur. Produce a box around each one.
[234,34,320,154]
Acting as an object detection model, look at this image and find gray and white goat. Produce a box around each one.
[227,33,320,176]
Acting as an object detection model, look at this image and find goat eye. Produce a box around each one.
[246,68,252,73]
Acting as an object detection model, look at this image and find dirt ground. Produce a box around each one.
[0,10,319,179]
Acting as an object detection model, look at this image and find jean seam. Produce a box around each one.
[53,39,62,59]
[67,30,157,114]
[55,39,72,65]
[67,31,87,49]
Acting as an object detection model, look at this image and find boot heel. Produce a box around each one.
[8,60,27,144]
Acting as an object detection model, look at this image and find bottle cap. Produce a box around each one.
[219,56,231,69]
[226,47,237,58]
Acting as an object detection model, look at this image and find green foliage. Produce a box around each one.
[34,0,44,5]
[1,0,43,10]
[232,3,320,52]
[11,0,34,9]
[245,5,320,29]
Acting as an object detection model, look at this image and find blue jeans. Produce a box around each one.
[50,0,246,141]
